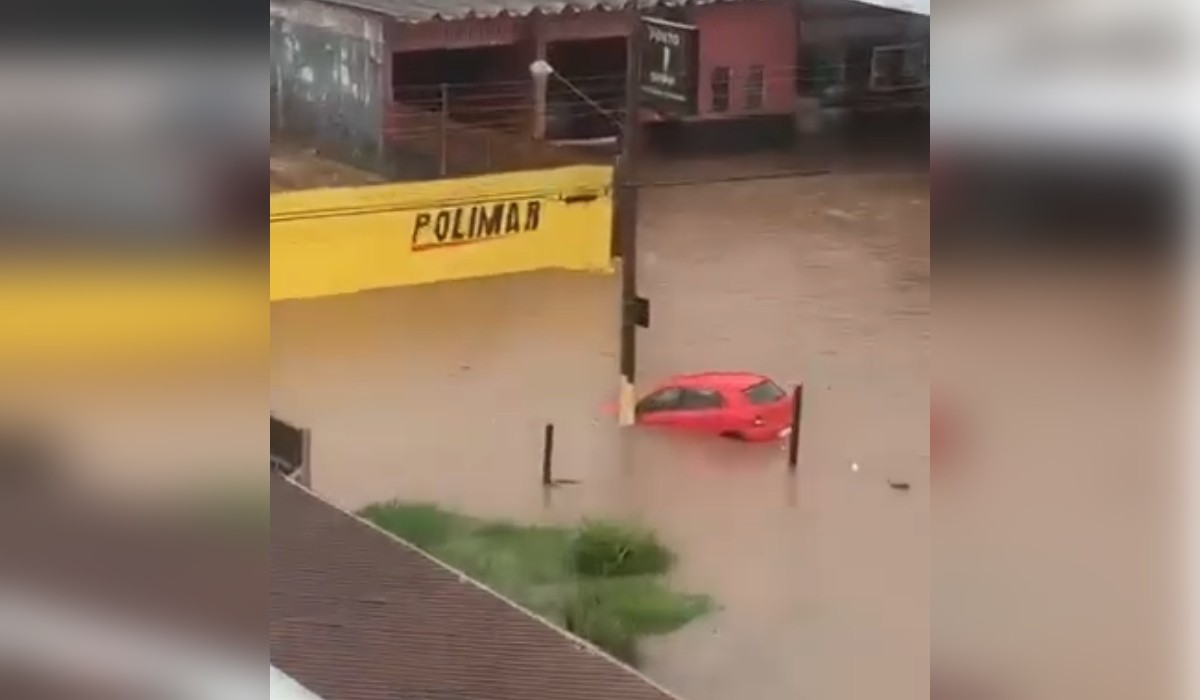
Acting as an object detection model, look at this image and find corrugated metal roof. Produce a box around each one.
[322,0,736,24]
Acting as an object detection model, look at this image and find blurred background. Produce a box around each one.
[0,4,264,698]
[934,1,1189,699]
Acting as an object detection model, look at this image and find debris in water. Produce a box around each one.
[887,480,911,491]
[851,462,860,472]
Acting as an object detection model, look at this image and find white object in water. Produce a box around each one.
[851,462,860,472]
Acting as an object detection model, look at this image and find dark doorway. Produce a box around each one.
[392,45,526,130]
[544,37,626,140]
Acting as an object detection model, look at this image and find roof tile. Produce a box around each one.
[321,0,733,23]
[270,475,682,700]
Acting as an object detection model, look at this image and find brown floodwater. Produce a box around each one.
[270,166,931,700]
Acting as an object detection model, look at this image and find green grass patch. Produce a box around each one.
[569,521,675,578]
[358,502,713,666]
[358,501,470,549]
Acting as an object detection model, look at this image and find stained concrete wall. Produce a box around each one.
[270,0,385,172]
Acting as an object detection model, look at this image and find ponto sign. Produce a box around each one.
[640,16,699,116]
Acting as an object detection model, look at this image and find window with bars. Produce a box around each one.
[745,64,765,110]
[710,66,731,113]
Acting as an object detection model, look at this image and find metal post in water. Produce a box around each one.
[787,384,804,470]
[541,423,555,486]
[438,83,449,177]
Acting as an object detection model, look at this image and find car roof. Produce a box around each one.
[665,372,773,391]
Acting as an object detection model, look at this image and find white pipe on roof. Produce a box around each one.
[845,0,929,16]
[270,666,328,700]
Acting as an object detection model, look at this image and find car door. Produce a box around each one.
[635,386,687,428]
[675,388,729,434]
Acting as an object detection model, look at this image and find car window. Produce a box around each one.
[636,387,684,415]
[679,388,726,411]
[743,380,788,405]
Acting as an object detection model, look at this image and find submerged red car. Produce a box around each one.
[635,372,794,442]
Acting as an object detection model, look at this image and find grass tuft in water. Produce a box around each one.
[358,502,712,666]
[358,501,469,549]
[569,521,675,578]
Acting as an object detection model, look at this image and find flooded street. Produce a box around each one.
[271,165,930,700]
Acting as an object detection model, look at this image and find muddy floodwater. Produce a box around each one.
[271,164,930,700]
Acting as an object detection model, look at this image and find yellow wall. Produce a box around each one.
[271,165,615,301]
[0,261,265,375]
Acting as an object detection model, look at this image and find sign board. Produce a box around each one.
[639,16,700,116]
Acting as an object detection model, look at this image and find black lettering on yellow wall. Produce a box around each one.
[467,207,481,239]
[412,212,431,247]
[434,211,452,242]
[481,204,504,237]
[451,208,465,240]
[411,198,548,251]
[504,203,522,234]
[525,201,541,231]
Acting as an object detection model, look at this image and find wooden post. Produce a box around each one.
[787,384,803,470]
[541,423,555,486]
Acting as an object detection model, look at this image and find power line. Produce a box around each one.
[381,58,921,94]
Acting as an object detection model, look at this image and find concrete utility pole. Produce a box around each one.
[616,17,643,427]
[530,16,549,141]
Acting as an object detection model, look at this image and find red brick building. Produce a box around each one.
[272,0,803,174]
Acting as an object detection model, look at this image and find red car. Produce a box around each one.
[635,372,794,442]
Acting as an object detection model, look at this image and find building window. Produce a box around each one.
[806,49,847,98]
[745,64,765,110]
[710,66,731,113]
[869,43,929,92]
[679,389,726,411]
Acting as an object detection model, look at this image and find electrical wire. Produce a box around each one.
[384,57,922,94]
[272,57,926,199]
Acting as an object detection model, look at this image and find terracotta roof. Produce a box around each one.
[321,0,741,24]
[270,474,682,700]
